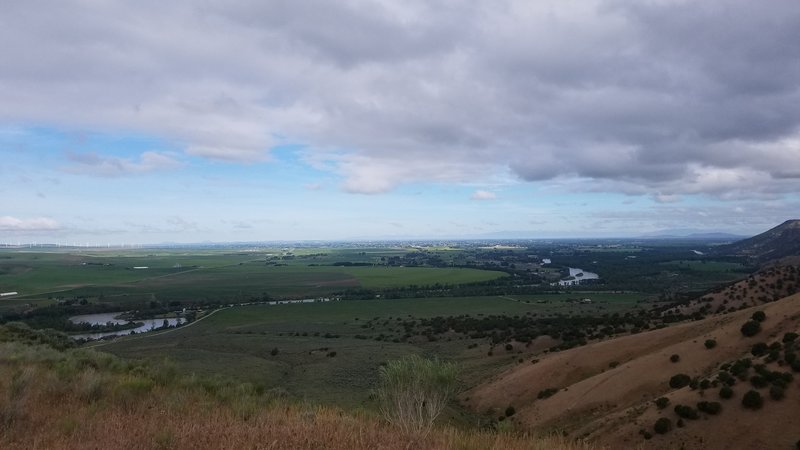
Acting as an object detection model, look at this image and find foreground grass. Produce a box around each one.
[0,340,597,450]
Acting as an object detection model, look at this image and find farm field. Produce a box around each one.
[0,249,507,308]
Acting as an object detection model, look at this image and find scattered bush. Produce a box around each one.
[740,321,761,337]
[270,348,279,356]
[654,397,670,409]
[769,385,785,400]
[653,417,672,434]
[783,332,798,343]
[751,342,768,356]
[537,388,559,399]
[670,354,680,363]
[505,406,516,417]
[742,390,763,410]
[704,339,717,349]
[674,404,699,420]
[750,375,768,388]
[697,401,721,415]
[719,386,734,399]
[669,374,691,389]
[751,311,766,322]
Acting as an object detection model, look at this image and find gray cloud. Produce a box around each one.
[1,0,799,196]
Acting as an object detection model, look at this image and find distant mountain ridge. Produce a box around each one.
[639,231,745,240]
[717,219,800,262]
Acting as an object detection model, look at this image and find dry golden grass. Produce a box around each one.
[0,341,598,450]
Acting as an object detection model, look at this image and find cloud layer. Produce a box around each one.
[1,0,799,196]
[0,216,60,232]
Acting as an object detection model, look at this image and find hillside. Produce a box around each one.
[668,264,800,316]
[0,325,595,450]
[718,220,800,263]
[465,292,800,449]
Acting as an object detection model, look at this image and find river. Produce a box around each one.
[68,313,186,340]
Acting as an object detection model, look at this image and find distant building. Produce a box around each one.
[133,266,149,269]
[0,292,18,297]
[541,258,552,264]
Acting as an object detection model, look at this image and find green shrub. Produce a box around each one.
[751,311,766,322]
[697,401,721,415]
[674,404,699,420]
[537,388,559,399]
[270,347,279,356]
[719,386,734,399]
[653,417,672,434]
[505,406,516,417]
[751,342,768,356]
[742,390,763,410]
[769,385,785,400]
[704,339,717,349]
[783,332,798,343]
[750,375,768,388]
[741,321,761,337]
[669,374,691,389]
[670,354,680,363]
[654,397,670,409]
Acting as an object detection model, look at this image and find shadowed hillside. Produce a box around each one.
[717,220,800,263]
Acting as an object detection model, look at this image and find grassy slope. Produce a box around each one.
[100,293,646,407]
[0,340,596,450]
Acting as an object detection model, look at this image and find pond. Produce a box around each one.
[557,267,600,286]
[68,312,186,340]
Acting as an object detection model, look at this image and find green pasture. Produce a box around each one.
[102,292,648,407]
[0,250,507,308]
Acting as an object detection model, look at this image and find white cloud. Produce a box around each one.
[64,151,183,177]
[470,190,497,201]
[653,193,680,204]
[0,216,60,231]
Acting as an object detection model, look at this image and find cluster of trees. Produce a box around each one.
[353,310,680,352]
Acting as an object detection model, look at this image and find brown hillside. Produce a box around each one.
[466,293,800,449]
[668,264,800,316]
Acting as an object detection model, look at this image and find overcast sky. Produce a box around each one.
[2,0,799,243]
